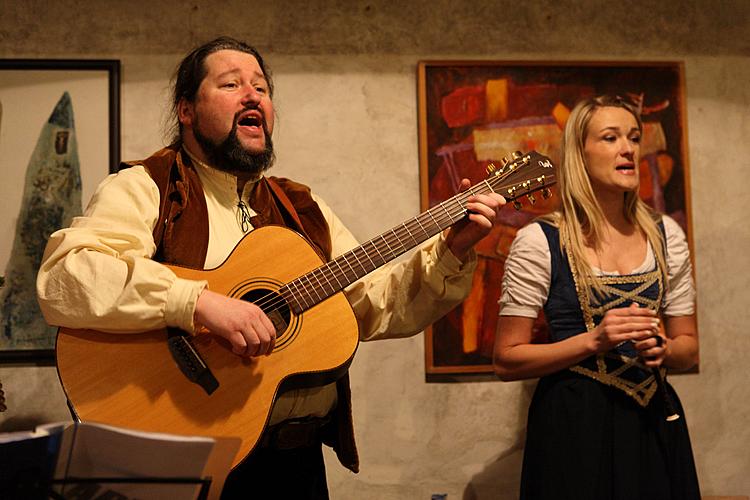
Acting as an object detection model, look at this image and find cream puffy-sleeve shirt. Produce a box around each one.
[37,162,476,423]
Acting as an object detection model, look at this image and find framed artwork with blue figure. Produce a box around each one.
[0,59,120,364]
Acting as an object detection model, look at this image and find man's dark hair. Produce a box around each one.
[168,36,273,143]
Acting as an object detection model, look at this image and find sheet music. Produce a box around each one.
[50,422,215,500]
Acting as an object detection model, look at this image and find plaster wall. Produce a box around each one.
[1,1,748,498]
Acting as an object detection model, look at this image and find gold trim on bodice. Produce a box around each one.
[564,235,667,407]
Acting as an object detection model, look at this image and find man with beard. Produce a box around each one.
[37,37,505,499]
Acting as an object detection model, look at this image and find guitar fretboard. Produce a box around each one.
[265,150,554,316]
[280,179,497,314]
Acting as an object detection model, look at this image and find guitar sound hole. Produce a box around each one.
[240,288,291,335]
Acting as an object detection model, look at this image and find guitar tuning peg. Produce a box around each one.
[513,200,522,210]
[542,188,552,199]
[486,163,496,175]
[526,194,536,205]
[500,156,510,167]
[512,151,523,159]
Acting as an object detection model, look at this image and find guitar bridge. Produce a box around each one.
[167,330,219,395]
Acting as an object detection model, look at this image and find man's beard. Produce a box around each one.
[193,113,275,178]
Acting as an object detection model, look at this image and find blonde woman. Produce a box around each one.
[494,95,700,499]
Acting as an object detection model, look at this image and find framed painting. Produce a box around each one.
[418,61,691,380]
[0,59,120,364]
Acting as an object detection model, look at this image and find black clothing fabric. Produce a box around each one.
[520,372,700,500]
[221,441,329,500]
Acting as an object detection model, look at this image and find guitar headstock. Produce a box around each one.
[486,150,556,210]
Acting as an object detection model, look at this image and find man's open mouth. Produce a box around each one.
[238,114,262,128]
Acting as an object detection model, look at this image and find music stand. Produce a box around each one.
[48,475,212,500]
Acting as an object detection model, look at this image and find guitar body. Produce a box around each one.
[56,226,359,468]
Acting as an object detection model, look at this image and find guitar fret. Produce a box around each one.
[320,268,336,295]
[302,274,322,303]
[427,206,444,230]
[334,256,351,286]
[340,252,358,281]
[449,198,465,221]
[367,240,386,266]
[292,278,306,307]
[455,206,465,220]
[311,268,332,298]
[349,247,366,276]
[380,234,396,259]
[412,217,427,240]
[359,244,378,271]
[390,228,406,254]
[439,202,454,225]
[289,279,310,310]
[306,271,321,299]
[426,210,441,232]
[327,261,345,289]
[402,223,419,246]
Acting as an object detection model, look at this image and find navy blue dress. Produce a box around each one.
[519,222,700,500]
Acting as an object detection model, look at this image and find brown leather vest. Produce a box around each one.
[122,144,359,472]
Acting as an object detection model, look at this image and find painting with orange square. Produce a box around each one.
[418,61,691,378]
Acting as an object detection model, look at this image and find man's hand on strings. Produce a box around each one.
[194,289,276,357]
[444,178,506,261]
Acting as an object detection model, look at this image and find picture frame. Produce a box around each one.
[0,59,120,364]
[418,61,691,380]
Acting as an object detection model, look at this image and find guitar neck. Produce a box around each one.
[280,150,555,315]
[281,181,493,315]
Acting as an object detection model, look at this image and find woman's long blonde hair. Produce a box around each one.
[546,95,667,299]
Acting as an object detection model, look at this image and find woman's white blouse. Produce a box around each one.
[499,215,695,318]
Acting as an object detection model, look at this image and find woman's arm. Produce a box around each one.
[493,315,595,381]
[663,314,699,370]
[494,304,660,381]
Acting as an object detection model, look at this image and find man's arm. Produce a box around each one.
[313,180,504,342]
[36,166,206,334]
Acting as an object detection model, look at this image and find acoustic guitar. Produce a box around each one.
[56,150,555,468]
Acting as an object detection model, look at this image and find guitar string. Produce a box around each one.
[248,163,552,316]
